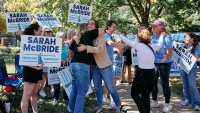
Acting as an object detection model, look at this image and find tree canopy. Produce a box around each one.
[2,0,200,33]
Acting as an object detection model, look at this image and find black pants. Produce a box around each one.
[131,68,155,113]
[152,63,172,103]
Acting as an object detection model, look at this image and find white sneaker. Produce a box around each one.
[51,88,54,93]
[116,106,123,113]
[109,103,117,109]
[53,98,58,105]
[103,97,110,104]
[150,100,159,108]
[39,90,46,97]
[162,104,172,113]
[194,106,200,111]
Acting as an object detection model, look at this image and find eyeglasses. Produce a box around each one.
[45,31,52,33]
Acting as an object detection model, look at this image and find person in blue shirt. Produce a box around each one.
[180,33,200,111]
[52,31,69,105]
[151,20,173,113]
[104,20,124,109]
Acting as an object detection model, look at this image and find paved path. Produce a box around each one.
[117,83,199,113]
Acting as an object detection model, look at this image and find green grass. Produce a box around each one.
[0,54,116,113]
[1,53,200,113]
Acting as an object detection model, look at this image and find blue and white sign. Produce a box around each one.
[172,41,197,74]
[68,3,92,23]
[113,54,124,78]
[48,64,69,85]
[19,35,62,67]
[34,13,62,28]
[131,48,138,65]
[5,12,31,32]
[170,62,180,76]
[58,67,93,97]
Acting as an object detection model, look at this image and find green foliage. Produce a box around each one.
[0,47,20,54]
[3,0,200,34]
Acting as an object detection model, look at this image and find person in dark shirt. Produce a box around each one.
[21,23,45,113]
[67,24,104,113]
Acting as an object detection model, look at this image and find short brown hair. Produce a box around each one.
[138,29,151,44]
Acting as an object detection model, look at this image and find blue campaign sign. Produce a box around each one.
[170,62,180,76]
[5,12,31,32]
[68,3,92,23]
[34,13,62,28]
[19,35,62,67]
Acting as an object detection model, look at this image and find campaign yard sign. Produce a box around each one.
[113,54,124,78]
[48,64,69,85]
[19,35,62,67]
[58,67,93,97]
[34,13,62,28]
[5,12,31,32]
[172,41,197,74]
[170,62,180,76]
[68,3,92,23]
[131,48,138,65]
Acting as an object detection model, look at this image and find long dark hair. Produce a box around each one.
[184,33,198,53]
[106,20,117,30]
[23,22,40,35]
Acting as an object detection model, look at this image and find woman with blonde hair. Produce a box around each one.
[117,29,164,113]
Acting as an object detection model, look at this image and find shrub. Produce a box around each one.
[0,47,20,54]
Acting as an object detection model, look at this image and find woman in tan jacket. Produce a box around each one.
[78,19,122,113]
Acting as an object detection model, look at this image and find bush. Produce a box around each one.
[0,47,20,54]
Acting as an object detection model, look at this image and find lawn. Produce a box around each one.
[0,54,200,113]
[0,54,116,113]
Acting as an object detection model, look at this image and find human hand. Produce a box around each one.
[160,32,166,38]
[37,64,45,70]
[77,44,87,52]
[161,55,167,63]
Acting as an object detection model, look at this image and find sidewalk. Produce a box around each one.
[117,83,199,113]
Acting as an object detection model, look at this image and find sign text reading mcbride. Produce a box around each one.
[34,13,62,28]
[68,3,92,23]
[5,12,31,32]
[19,35,62,67]
[172,41,197,74]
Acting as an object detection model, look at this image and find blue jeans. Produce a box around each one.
[180,63,200,107]
[152,62,172,103]
[92,65,121,109]
[68,63,90,113]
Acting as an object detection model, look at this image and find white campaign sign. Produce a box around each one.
[68,3,92,23]
[19,35,62,67]
[170,62,180,76]
[48,64,69,85]
[172,41,197,74]
[5,12,31,32]
[131,48,138,65]
[58,67,93,97]
[34,13,62,28]
[113,54,124,78]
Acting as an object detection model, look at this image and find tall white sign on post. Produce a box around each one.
[68,3,92,23]
[5,12,31,32]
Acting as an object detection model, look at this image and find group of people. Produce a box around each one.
[19,18,200,113]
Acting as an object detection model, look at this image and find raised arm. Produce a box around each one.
[119,34,137,49]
